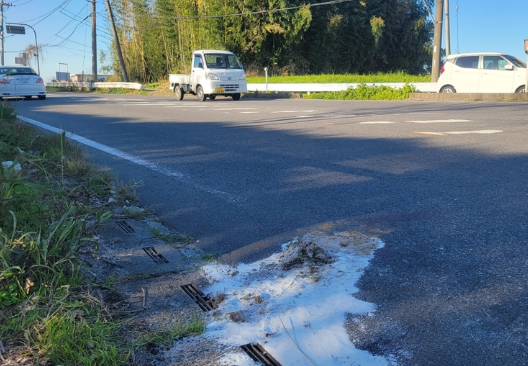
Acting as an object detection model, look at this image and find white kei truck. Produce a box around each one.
[168,50,248,101]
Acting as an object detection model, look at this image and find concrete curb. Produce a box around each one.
[242,91,302,99]
[409,92,528,102]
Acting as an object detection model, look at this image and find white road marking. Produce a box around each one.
[359,121,395,124]
[271,111,298,113]
[212,108,257,110]
[406,119,471,123]
[412,131,446,136]
[412,130,503,136]
[445,130,503,134]
[240,111,259,114]
[17,115,239,205]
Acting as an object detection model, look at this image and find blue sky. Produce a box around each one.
[4,0,528,81]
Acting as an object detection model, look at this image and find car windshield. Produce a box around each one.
[0,67,38,75]
[204,53,243,69]
[504,55,526,68]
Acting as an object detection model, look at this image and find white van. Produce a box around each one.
[437,53,526,93]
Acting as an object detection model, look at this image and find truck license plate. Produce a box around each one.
[214,87,225,93]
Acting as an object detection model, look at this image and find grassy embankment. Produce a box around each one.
[46,73,429,100]
[246,72,430,84]
[247,72,428,100]
[0,103,204,365]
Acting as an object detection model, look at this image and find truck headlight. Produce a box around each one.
[206,73,219,80]
[239,73,246,80]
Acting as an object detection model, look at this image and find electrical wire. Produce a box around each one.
[170,0,354,20]
[421,0,434,21]
[15,0,73,25]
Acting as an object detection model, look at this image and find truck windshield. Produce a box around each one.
[204,53,243,69]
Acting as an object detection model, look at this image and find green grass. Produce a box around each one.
[304,83,417,100]
[94,88,148,95]
[135,314,205,348]
[149,226,194,245]
[0,106,204,365]
[247,71,430,84]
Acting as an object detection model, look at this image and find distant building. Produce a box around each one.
[70,74,111,82]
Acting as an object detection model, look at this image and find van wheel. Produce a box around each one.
[232,93,241,101]
[515,86,525,93]
[38,95,46,100]
[440,85,456,93]
[175,86,184,100]
[196,86,206,101]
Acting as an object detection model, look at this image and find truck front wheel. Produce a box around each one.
[232,93,241,101]
[196,86,206,101]
[175,86,184,100]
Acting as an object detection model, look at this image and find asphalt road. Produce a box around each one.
[14,93,528,365]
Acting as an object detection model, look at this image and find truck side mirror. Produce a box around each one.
[198,62,203,69]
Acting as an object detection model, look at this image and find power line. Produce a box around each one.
[15,0,72,25]
[171,0,354,20]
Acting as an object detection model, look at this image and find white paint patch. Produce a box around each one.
[17,115,239,204]
[406,119,471,124]
[240,111,259,114]
[198,231,390,366]
[271,111,298,113]
[359,121,395,124]
[445,130,503,135]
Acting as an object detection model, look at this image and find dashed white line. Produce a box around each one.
[444,130,503,134]
[406,119,472,123]
[359,121,395,124]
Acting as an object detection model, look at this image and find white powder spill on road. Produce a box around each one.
[200,231,392,366]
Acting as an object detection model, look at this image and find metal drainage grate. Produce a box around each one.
[116,220,135,233]
[180,283,216,311]
[142,246,169,264]
[240,343,282,366]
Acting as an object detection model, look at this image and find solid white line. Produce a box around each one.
[17,115,239,204]
[406,119,471,123]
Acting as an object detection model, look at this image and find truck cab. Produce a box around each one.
[169,50,247,101]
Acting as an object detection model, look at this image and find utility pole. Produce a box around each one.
[0,1,13,66]
[91,0,97,82]
[431,0,443,82]
[105,0,128,82]
[445,0,450,57]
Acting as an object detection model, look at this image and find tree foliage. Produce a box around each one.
[108,0,433,82]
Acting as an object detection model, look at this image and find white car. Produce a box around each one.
[0,66,46,100]
[437,53,527,93]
